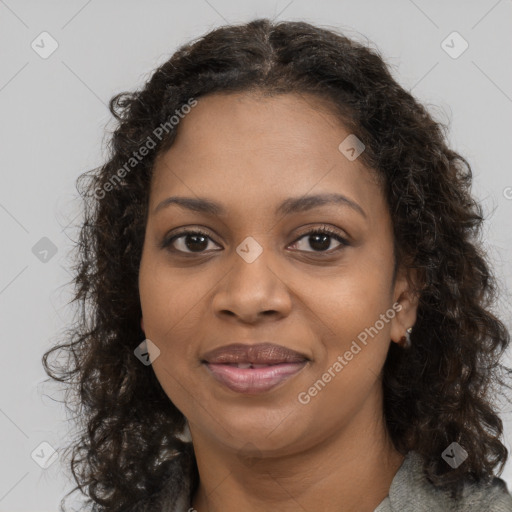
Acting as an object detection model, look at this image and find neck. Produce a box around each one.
[189,391,405,512]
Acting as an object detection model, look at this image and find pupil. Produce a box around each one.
[186,234,208,252]
[310,234,330,251]
[183,233,332,252]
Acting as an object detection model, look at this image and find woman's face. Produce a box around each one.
[139,91,417,457]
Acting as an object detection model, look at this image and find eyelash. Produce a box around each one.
[161,225,350,257]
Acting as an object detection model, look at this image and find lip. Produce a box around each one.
[204,361,309,394]
[201,342,309,365]
[201,342,310,394]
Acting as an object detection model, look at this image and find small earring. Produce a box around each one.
[401,327,413,349]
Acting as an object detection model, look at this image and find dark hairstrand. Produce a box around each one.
[42,18,512,511]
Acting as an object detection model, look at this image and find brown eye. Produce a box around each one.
[162,229,220,254]
[288,226,349,254]
[161,225,349,257]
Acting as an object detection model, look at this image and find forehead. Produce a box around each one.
[150,92,386,224]
[157,91,352,164]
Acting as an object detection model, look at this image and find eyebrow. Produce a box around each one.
[154,192,367,219]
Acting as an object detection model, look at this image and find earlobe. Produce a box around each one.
[390,297,417,346]
[390,267,420,347]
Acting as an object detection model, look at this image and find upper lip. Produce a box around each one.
[201,343,309,364]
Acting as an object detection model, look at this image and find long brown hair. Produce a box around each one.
[42,18,512,511]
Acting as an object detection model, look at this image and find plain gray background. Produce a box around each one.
[1,1,511,510]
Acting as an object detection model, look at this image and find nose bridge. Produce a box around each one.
[212,236,292,320]
[230,235,278,297]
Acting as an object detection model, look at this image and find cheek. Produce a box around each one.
[309,263,392,333]
[302,252,394,380]
[298,273,393,418]
[139,263,204,412]
[140,257,201,334]
[139,266,196,381]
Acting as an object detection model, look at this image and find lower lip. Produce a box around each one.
[204,362,308,394]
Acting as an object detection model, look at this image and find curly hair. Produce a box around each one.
[42,18,512,511]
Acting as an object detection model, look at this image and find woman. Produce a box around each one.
[42,18,512,512]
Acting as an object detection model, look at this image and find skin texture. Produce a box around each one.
[138,91,419,512]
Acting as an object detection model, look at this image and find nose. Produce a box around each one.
[211,248,293,324]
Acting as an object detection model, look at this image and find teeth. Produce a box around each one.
[234,363,273,368]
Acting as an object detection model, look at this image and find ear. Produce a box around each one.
[390,265,420,346]
[141,317,145,333]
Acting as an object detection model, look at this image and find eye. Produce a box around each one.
[288,225,349,254]
[162,228,220,254]
[161,225,350,256]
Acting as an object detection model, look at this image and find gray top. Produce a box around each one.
[168,450,512,512]
[374,451,512,512]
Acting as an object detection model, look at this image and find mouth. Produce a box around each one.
[201,342,310,394]
[203,361,309,394]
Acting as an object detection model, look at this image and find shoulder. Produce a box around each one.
[454,475,512,512]
[378,451,512,512]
